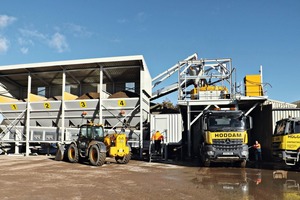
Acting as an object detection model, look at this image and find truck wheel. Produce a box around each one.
[115,153,131,164]
[199,145,210,167]
[203,159,210,167]
[67,144,79,163]
[89,145,106,166]
[240,160,247,168]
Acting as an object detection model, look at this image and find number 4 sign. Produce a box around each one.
[118,100,126,107]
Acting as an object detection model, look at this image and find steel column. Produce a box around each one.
[61,69,66,142]
[99,65,103,124]
[139,66,143,158]
[187,101,191,158]
[25,73,31,156]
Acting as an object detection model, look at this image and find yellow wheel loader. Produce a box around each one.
[55,123,131,166]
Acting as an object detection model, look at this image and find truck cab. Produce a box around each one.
[200,109,252,167]
[272,117,300,166]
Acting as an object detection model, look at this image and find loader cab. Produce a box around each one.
[79,124,105,141]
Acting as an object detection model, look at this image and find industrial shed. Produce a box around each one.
[0,55,152,156]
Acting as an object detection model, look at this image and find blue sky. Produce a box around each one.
[0,1,300,103]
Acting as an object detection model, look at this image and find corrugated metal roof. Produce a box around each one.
[264,98,297,108]
[0,55,145,87]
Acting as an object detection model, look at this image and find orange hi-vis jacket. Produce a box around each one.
[152,131,164,141]
[253,143,261,153]
[253,143,261,150]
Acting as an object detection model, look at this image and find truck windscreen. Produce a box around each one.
[208,115,246,131]
[274,120,300,136]
[274,121,287,135]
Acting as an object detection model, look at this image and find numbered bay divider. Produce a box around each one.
[101,97,142,128]
[27,99,100,128]
[0,102,27,126]
[0,98,142,129]
[64,99,100,126]
[30,100,62,126]
[0,98,145,143]
[0,99,100,128]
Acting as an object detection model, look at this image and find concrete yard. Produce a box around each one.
[0,156,208,200]
[0,156,299,200]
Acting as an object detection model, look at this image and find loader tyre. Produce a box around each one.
[55,148,64,161]
[89,144,106,166]
[67,143,79,163]
[115,153,131,164]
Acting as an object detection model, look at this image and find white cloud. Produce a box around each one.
[65,23,92,37]
[49,32,68,53]
[20,47,28,54]
[19,28,47,40]
[18,37,34,55]
[19,28,69,53]
[0,36,9,53]
[0,15,17,29]
[18,37,34,46]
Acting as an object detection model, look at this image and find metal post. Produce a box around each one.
[25,73,31,156]
[99,65,103,124]
[139,67,143,159]
[14,129,20,154]
[230,59,234,97]
[187,101,191,158]
[260,65,264,95]
[61,69,65,142]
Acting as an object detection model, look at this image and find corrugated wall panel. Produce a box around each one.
[150,114,182,144]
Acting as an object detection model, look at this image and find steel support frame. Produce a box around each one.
[178,58,233,101]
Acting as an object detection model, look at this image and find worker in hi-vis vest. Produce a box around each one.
[253,140,262,161]
[151,131,164,154]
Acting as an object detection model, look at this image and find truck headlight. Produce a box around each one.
[207,151,214,156]
[241,150,248,156]
[241,184,248,192]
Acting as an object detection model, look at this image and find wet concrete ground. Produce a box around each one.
[0,156,299,200]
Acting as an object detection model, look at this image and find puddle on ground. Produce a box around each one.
[192,167,300,200]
